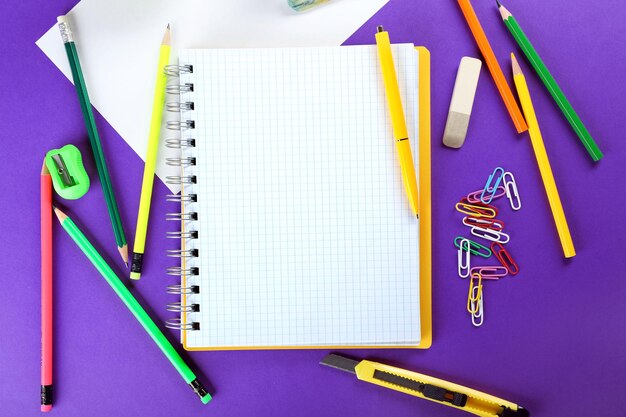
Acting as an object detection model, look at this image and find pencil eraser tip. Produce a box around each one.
[201,393,212,404]
[57,15,68,24]
[41,405,52,412]
[130,272,141,280]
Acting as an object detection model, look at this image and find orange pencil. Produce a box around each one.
[41,162,53,411]
[457,0,528,133]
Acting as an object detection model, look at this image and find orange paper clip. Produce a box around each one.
[491,242,519,275]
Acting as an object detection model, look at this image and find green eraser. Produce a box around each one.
[45,144,90,200]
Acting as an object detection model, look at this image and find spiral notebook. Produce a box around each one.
[166,44,432,350]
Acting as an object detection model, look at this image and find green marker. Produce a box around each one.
[54,207,211,404]
[497,1,603,162]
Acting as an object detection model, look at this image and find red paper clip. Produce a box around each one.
[491,242,519,275]
[462,216,505,231]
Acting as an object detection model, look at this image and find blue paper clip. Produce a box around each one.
[480,167,505,204]
[503,171,521,211]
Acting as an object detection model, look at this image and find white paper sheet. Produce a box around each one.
[35,0,389,192]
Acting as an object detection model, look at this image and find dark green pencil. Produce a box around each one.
[57,15,128,266]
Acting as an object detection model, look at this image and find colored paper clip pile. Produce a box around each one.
[455,167,522,328]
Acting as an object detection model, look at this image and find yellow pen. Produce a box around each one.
[375,26,420,217]
[511,53,575,258]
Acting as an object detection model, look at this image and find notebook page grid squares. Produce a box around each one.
[179,45,420,348]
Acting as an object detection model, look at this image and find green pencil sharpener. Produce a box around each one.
[45,144,90,200]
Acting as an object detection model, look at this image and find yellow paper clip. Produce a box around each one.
[467,272,483,315]
[456,201,498,218]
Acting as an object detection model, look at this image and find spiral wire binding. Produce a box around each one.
[165,138,195,149]
[164,64,200,331]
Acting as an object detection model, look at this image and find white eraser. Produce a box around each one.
[443,57,482,149]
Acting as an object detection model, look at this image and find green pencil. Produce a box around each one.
[57,16,129,265]
[54,207,211,404]
[496,1,603,162]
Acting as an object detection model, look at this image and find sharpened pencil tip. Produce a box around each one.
[511,53,522,76]
[496,0,501,8]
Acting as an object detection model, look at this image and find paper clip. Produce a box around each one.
[467,272,483,314]
[458,239,471,278]
[471,284,484,327]
[470,226,510,244]
[480,167,505,204]
[462,216,505,231]
[470,266,508,280]
[467,186,505,204]
[454,237,492,258]
[503,171,521,211]
[491,242,519,275]
[455,200,498,218]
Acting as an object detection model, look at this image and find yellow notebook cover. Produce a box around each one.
[177,45,432,351]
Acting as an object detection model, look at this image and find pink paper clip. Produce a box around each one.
[467,186,506,204]
[491,242,519,275]
[470,266,508,280]
[462,216,505,231]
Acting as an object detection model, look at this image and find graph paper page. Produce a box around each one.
[180,45,420,348]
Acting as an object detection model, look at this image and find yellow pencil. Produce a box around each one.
[130,25,171,279]
[511,53,575,258]
[375,26,420,218]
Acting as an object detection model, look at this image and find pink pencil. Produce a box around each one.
[41,162,53,412]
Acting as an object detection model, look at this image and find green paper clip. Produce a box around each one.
[45,144,90,200]
[454,236,492,258]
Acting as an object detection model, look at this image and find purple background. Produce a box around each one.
[2,0,625,416]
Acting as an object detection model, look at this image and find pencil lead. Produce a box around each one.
[167,23,170,29]
[496,0,502,8]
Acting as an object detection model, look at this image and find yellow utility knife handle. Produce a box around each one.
[355,360,521,417]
